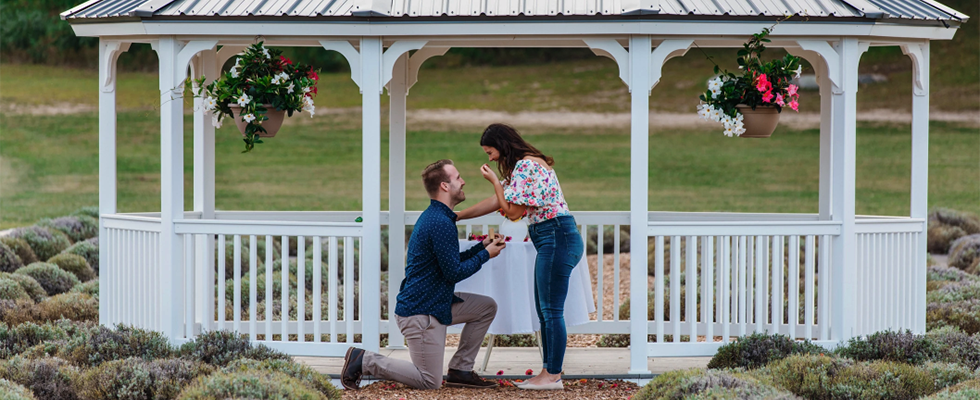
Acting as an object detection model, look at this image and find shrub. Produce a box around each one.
[176,370,326,399]
[10,227,72,261]
[929,221,968,254]
[0,242,24,273]
[223,358,341,399]
[0,272,46,303]
[15,263,80,296]
[0,378,37,400]
[179,330,289,367]
[37,292,98,323]
[836,330,938,365]
[0,321,69,359]
[61,241,98,276]
[70,207,99,220]
[633,368,797,400]
[949,234,980,274]
[63,325,173,367]
[928,208,980,254]
[928,280,980,304]
[0,356,80,400]
[46,254,95,283]
[928,266,977,284]
[38,216,98,243]
[0,299,38,326]
[76,357,214,400]
[925,326,980,370]
[826,360,937,399]
[922,362,977,391]
[0,278,31,302]
[931,209,980,235]
[70,280,98,299]
[923,379,980,400]
[0,237,37,266]
[484,334,537,347]
[708,333,825,370]
[928,299,980,335]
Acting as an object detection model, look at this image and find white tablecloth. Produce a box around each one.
[453,240,595,335]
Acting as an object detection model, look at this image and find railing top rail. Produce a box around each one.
[649,220,841,227]
[855,217,926,224]
[174,219,362,228]
[103,214,163,223]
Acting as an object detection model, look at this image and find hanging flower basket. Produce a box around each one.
[696,27,802,138]
[735,104,780,138]
[198,42,320,152]
[228,104,286,137]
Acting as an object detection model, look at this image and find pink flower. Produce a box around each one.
[775,93,785,106]
[525,369,534,375]
[789,100,799,111]
[755,74,771,93]
[496,370,504,375]
[787,84,798,96]
[762,90,774,103]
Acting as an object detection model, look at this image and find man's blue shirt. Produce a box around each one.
[395,199,489,325]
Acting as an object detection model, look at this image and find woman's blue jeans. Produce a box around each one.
[528,215,584,375]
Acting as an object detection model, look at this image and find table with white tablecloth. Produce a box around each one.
[453,240,595,335]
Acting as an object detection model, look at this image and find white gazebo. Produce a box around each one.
[64,0,966,373]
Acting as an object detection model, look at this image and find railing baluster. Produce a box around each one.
[655,236,664,343]
[597,225,604,322]
[755,236,765,333]
[344,236,354,343]
[249,235,257,342]
[818,235,830,340]
[204,234,215,334]
[670,235,680,342]
[217,234,225,331]
[281,236,289,342]
[773,236,782,334]
[265,235,273,341]
[804,235,814,340]
[746,236,754,326]
[298,236,306,343]
[685,235,696,342]
[185,234,195,339]
[233,235,242,333]
[738,236,747,336]
[613,226,621,322]
[314,237,322,343]
[721,236,730,343]
[788,236,799,339]
[329,236,339,343]
[703,235,713,342]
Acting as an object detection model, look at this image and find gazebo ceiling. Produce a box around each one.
[62,0,967,22]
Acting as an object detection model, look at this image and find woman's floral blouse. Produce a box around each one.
[503,159,570,224]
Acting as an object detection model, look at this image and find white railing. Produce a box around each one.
[102,214,163,331]
[855,218,926,336]
[173,218,366,357]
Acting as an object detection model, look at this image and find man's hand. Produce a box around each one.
[481,233,503,248]
[486,240,506,258]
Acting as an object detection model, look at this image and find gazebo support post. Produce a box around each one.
[903,42,930,333]
[829,38,865,342]
[157,36,187,339]
[627,34,652,374]
[193,49,218,335]
[360,36,384,352]
[98,39,129,327]
[817,60,833,219]
[387,52,409,349]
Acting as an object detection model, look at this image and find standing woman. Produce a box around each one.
[457,123,584,390]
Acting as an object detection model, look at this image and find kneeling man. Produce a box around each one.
[342,159,505,390]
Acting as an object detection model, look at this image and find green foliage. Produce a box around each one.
[928,299,980,335]
[924,326,980,370]
[633,368,798,400]
[36,292,98,323]
[63,325,174,367]
[0,321,68,359]
[15,262,79,296]
[948,234,980,274]
[484,334,538,347]
[0,272,47,303]
[0,356,80,400]
[836,330,939,365]
[222,358,341,399]
[0,299,39,326]
[921,362,978,391]
[70,280,98,299]
[178,330,289,367]
[76,357,215,400]
[0,378,37,400]
[176,370,327,399]
[46,254,95,283]
[62,241,98,276]
[929,280,980,304]
[708,333,825,370]
[0,278,31,302]
[0,238,37,266]
[0,242,24,273]
[10,227,71,261]
[37,216,98,243]
[923,379,980,400]
[69,207,99,220]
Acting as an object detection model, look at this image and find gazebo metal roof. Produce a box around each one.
[62,0,967,22]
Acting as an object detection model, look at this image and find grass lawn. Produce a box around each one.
[1,109,976,229]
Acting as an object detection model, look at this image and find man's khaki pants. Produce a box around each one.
[361,292,497,389]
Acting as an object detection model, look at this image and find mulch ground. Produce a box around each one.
[344,379,640,399]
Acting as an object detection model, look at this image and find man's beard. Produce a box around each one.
[451,189,466,206]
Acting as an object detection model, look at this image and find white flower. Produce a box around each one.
[236,93,250,107]
[724,126,735,137]
[242,113,256,124]
[230,67,239,79]
[709,108,723,122]
[271,75,281,85]
[203,96,217,111]
[277,72,289,81]
[697,103,712,120]
[286,82,295,94]
[303,96,315,107]
[794,65,803,79]
[302,86,311,94]
[710,87,721,99]
[262,47,271,59]
[211,114,222,129]
[304,105,316,117]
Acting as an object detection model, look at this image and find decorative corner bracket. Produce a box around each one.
[216,45,248,70]
[649,39,693,92]
[404,47,449,94]
[584,39,630,87]
[795,40,842,94]
[382,40,429,91]
[320,40,362,89]
[901,43,928,97]
[175,40,219,89]
[101,41,131,93]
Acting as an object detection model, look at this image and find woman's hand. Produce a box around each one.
[480,164,499,184]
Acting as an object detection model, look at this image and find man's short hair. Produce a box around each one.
[421,159,455,197]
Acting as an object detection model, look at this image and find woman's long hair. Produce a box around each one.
[480,123,554,181]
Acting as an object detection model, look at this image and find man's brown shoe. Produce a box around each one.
[341,347,364,390]
[445,369,498,389]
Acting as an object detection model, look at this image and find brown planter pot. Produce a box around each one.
[228,104,286,138]
[736,104,780,138]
